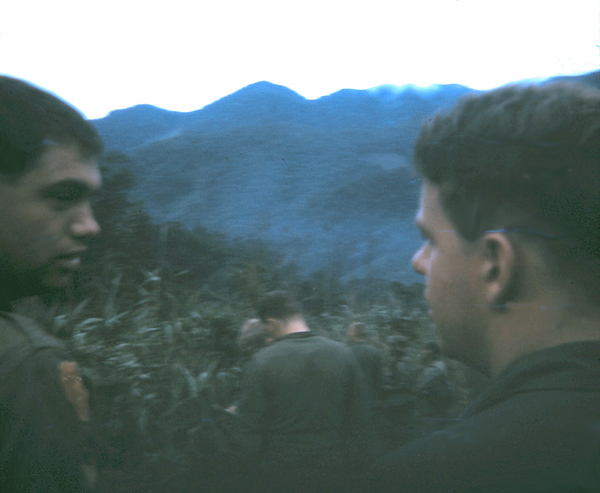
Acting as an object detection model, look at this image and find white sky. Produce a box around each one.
[0,0,598,119]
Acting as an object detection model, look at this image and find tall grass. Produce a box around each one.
[15,263,486,492]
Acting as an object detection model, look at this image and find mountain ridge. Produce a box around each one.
[91,72,600,282]
[93,82,475,150]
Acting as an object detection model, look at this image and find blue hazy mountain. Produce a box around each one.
[93,81,474,151]
[91,72,599,282]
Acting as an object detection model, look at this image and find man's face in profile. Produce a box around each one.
[0,143,102,295]
[411,182,481,361]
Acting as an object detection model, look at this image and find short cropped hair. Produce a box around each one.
[348,322,368,339]
[415,82,600,279]
[0,76,103,179]
[256,291,303,322]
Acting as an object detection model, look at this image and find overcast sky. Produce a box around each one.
[1,0,598,119]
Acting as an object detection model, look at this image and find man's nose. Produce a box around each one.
[71,203,101,238]
[411,244,428,276]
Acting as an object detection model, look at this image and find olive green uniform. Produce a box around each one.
[0,313,92,492]
[368,341,600,492]
[237,331,373,492]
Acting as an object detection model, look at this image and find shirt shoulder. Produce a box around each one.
[0,312,29,347]
[312,335,361,362]
[0,313,66,382]
[373,347,600,493]
[0,312,63,350]
[0,313,92,491]
[251,334,357,372]
[372,401,600,492]
[0,313,88,422]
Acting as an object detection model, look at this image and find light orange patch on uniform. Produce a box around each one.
[60,361,90,422]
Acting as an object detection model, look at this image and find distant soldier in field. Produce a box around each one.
[237,291,373,492]
[378,335,421,447]
[387,334,420,391]
[369,81,600,492]
[237,318,274,362]
[347,322,384,403]
[224,319,274,414]
[416,341,454,417]
[0,76,103,491]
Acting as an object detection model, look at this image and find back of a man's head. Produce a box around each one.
[0,76,103,180]
[348,322,368,342]
[414,81,600,296]
[256,291,303,322]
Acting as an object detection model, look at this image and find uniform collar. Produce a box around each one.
[463,341,600,417]
[277,330,314,341]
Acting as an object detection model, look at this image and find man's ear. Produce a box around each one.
[479,232,516,307]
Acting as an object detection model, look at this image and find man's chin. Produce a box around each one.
[0,266,74,306]
[34,271,76,302]
[44,268,76,289]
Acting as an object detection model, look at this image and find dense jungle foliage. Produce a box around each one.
[16,157,488,492]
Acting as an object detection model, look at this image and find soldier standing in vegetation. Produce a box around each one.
[368,81,600,492]
[387,334,420,391]
[224,319,273,415]
[236,291,373,492]
[415,341,454,417]
[0,76,103,492]
[346,322,384,403]
[237,318,274,362]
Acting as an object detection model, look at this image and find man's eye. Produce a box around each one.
[45,185,86,203]
[49,191,79,201]
[46,192,87,211]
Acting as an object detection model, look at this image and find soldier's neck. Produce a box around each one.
[280,316,310,336]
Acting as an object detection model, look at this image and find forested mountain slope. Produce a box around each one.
[92,72,599,281]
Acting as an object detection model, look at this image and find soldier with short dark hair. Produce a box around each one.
[416,341,454,423]
[237,318,274,360]
[0,76,103,492]
[347,322,384,403]
[369,82,600,492]
[223,319,274,415]
[237,291,373,492]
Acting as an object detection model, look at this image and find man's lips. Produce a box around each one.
[56,257,81,270]
[54,251,86,270]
